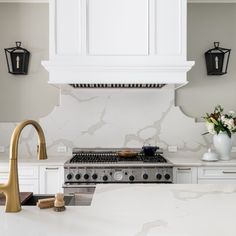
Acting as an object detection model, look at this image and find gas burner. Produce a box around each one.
[69,149,168,164]
[64,148,173,186]
[140,154,167,163]
[70,152,117,163]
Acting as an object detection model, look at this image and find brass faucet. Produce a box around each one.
[0,120,47,212]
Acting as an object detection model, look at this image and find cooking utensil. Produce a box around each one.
[117,150,138,158]
[142,146,158,156]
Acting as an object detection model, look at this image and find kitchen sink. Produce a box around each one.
[22,193,93,206]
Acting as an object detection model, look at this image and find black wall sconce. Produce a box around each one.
[4,42,30,75]
[205,42,231,76]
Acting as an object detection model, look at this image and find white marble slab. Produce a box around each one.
[168,154,236,167]
[0,86,212,160]
[0,184,236,236]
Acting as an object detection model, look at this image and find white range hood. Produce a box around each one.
[42,0,194,87]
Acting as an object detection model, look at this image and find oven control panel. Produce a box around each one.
[64,167,173,183]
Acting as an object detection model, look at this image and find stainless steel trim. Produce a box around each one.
[45,167,59,170]
[177,168,191,171]
[222,171,236,174]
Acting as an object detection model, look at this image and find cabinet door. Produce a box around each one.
[88,0,148,55]
[19,179,39,193]
[0,178,39,193]
[40,166,64,194]
[198,167,236,184]
[0,165,39,193]
[173,167,198,184]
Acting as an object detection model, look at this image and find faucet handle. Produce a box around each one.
[38,143,47,160]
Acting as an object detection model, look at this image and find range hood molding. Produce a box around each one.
[42,61,195,85]
[43,0,194,86]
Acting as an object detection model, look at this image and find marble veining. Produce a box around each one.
[134,220,168,236]
[1,184,236,236]
[0,86,216,158]
[171,186,236,201]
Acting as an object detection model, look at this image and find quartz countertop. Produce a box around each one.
[167,154,236,167]
[1,184,236,236]
[0,156,70,165]
[1,153,236,167]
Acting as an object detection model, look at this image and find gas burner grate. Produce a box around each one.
[70,152,118,163]
[140,154,167,163]
[69,152,167,163]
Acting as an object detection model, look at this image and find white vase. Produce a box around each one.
[213,132,234,161]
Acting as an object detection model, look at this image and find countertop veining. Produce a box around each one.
[0,184,236,236]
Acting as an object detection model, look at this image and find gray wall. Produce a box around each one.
[177,3,236,121]
[0,3,59,122]
[0,3,236,122]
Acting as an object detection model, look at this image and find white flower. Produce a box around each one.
[221,118,235,131]
[229,110,235,114]
[206,122,216,134]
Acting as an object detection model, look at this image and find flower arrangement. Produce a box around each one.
[203,105,236,138]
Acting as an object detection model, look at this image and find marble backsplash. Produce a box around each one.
[0,85,212,159]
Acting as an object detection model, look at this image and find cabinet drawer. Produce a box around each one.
[198,167,236,179]
[173,167,198,184]
[0,165,39,179]
[0,166,9,179]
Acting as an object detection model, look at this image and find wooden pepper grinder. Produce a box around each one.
[53,193,66,212]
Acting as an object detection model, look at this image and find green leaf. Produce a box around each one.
[226,129,231,138]
[210,117,218,125]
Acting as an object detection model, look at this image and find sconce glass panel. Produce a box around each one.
[4,42,30,75]
[205,42,231,76]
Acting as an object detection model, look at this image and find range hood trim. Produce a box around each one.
[42,60,195,85]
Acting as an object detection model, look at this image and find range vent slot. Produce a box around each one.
[70,84,166,89]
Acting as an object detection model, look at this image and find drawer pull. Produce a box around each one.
[177,168,191,171]
[222,171,236,174]
[45,167,59,170]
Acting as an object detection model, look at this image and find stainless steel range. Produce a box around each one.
[64,148,173,193]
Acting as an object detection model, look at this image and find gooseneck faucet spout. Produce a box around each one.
[0,120,47,212]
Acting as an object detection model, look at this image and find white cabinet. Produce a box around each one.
[173,167,198,184]
[198,167,236,184]
[0,165,39,193]
[39,166,64,194]
[42,0,194,84]
[0,164,64,194]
